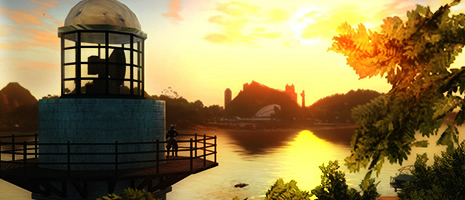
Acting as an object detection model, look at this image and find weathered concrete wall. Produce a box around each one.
[39,98,165,170]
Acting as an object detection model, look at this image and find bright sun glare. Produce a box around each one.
[280,130,334,191]
[290,7,321,45]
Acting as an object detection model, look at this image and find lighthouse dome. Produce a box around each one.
[64,0,141,30]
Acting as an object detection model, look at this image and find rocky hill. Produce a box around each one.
[0,82,37,111]
[0,82,38,131]
[225,81,301,119]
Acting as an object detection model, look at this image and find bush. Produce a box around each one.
[398,141,465,200]
[97,188,158,200]
[265,178,312,200]
[311,160,379,200]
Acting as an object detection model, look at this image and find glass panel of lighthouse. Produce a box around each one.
[81,64,99,78]
[80,32,104,46]
[81,47,101,62]
[125,66,131,79]
[133,67,140,81]
[109,33,129,47]
[64,65,75,79]
[133,51,139,66]
[64,80,76,94]
[133,81,141,95]
[64,33,76,48]
[64,49,75,63]
[123,81,131,95]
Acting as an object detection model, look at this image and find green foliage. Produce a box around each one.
[97,188,158,200]
[398,140,465,200]
[311,160,379,200]
[265,178,312,200]
[329,1,465,180]
[147,87,224,126]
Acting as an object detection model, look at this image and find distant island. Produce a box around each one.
[0,81,383,131]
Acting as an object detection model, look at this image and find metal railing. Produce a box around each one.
[0,133,217,177]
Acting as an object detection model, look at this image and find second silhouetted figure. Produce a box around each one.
[166,125,179,157]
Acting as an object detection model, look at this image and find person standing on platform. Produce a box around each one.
[166,125,179,157]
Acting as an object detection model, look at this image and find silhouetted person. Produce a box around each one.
[166,125,179,157]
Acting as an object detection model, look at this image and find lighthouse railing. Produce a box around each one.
[0,133,217,177]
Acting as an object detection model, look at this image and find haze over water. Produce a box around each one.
[0,126,457,199]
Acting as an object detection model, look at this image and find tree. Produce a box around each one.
[311,160,379,200]
[265,178,312,200]
[329,0,465,180]
[398,141,465,199]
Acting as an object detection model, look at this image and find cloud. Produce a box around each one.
[205,1,290,46]
[163,0,183,23]
[0,0,61,51]
[295,4,376,41]
[0,6,45,25]
[30,0,59,8]
[262,8,291,23]
[216,1,260,17]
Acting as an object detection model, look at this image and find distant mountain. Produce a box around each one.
[0,82,37,112]
[307,89,382,123]
[0,82,38,131]
[225,81,300,119]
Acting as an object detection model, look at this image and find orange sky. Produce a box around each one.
[1,0,464,107]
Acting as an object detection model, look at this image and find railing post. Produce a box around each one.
[67,141,70,177]
[34,133,38,158]
[156,139,159,174]
[214,135,217,163]
[0,139,2,174]
[115,141,118,178]
[194,133,197,158]
[203,134,206,167]
[190,138,193,172]
[23,141,27,176]
[12,134,15,161]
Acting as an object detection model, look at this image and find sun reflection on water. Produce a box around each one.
[273,130,347,192]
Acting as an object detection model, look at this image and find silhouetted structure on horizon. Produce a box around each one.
[225,81,300,119]
[301,90,305,108]
[285,84,298,103]
[224,88,232,108]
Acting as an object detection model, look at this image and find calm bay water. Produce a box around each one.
[0,126,459,199]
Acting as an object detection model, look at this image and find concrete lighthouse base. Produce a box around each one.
[38,98,166,170]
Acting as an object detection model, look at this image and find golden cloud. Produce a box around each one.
[163,0,183,23]
[0,6,45,25]
[30,0,59,8]
[297,5,372,40]
[205,1,289,46]
[0,0,60,51]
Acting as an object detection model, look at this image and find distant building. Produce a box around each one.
[285,84,298,103]
[254,104,281,118]
[301,90,305,108]
[224,88,232,108]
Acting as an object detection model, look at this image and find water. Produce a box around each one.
[0,126,458,199]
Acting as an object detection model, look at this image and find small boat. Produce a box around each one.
[390,165,415,192]
[234,183,248,188]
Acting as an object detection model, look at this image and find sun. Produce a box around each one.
[290,7,321,45]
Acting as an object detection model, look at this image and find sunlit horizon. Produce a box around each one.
[1,0,465,107]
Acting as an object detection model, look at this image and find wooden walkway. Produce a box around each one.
[0,156,218,180]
